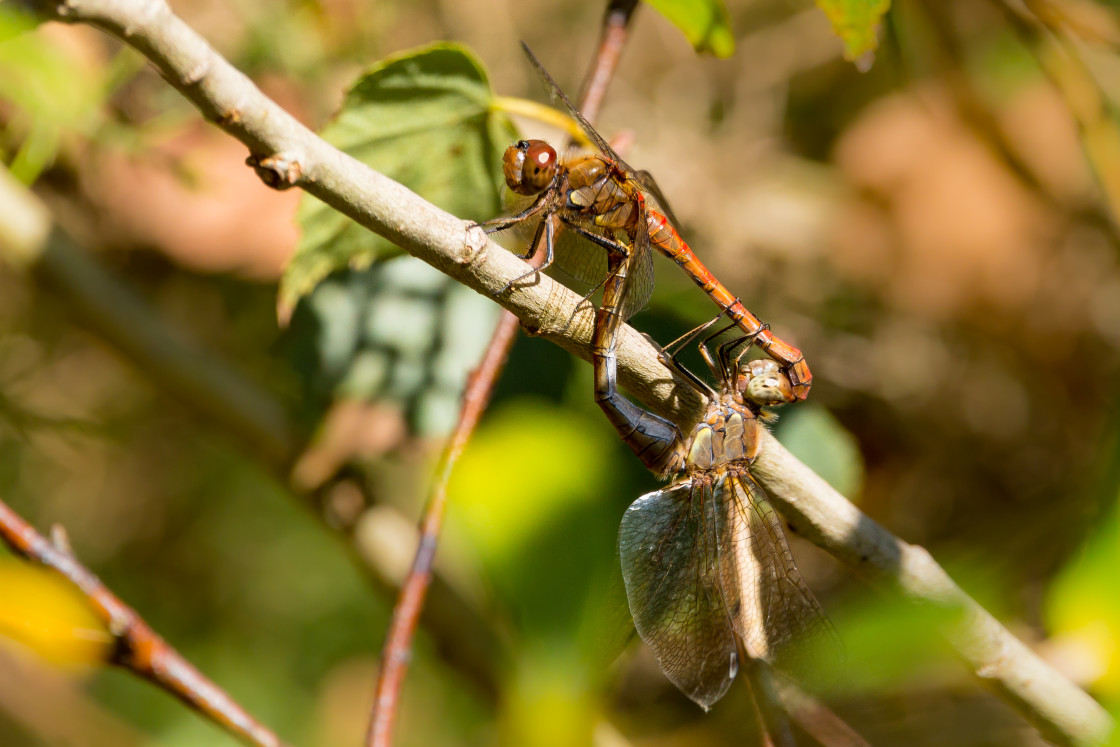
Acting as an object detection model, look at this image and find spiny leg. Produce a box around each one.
[656,315,734,400]
[645,208,811,400]
[555,218,637,334]
[498,212,559,294]
[474,191,550,236]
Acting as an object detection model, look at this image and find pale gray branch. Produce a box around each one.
[19,0,1114,743]
[754,435,1112,746]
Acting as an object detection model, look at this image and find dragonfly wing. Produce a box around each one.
[549,230,652,322]
[619,480,738,710]
[547,228,608,291]
[520,42,639,177]
[616,224,655,322]
[718,472,841,685]
[634,170,682,231]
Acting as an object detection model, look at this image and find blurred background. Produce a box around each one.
[1,0,1120,744]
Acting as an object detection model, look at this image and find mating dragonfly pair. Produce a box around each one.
[479,45,834,709]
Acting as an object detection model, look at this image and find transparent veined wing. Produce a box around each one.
[634,169,682,231]
[546,229,654,322]
[520,43,640,179]
[544,223,606,287]
[717,471,842,686]
[618,217,656,321]
[619,480,738,710]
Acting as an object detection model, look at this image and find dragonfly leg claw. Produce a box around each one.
[498,268,541,295]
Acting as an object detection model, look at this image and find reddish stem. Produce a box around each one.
[0,499,288,747]
[366,5,643,745]
[366,314,519,747]
[577,0,640,126]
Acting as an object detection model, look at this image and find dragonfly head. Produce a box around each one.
[737,359,793,407]
[503,139,558,195]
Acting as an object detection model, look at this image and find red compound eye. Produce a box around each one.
[502,139,557,195]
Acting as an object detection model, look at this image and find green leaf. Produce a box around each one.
[815,0,891,68]
[772,404,864,499]
[644,0,735,58]
[281,42,517,308]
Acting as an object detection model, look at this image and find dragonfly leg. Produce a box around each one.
[559,274,610,335]
[559,219,633,256]
[498,213,558,294]
[553,218,642,334]
[646,210,812,400]
[592,252,684,478]
[474,193,550,234]
[656,315,733,400]
[662,315,730,362]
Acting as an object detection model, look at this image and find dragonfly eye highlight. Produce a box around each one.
[738,359,794,406]
[502,139,557,195]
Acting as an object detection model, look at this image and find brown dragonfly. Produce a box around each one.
[480,44,812,409]
[607,317,836,708]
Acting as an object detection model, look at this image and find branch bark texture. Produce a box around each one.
[18,0,1115,744]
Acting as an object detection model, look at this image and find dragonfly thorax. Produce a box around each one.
[502,139,558,195]
[685,402,759,473]
[565,157,641,230]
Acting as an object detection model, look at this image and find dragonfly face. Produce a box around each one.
[501,139,559,195]
[738,359,794,407]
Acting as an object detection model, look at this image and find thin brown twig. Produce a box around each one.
[0,498,289,747]
[576,0,640,127]
[772,678,871,747]
[367,6,643,742]
[366,315,519,747]
[739,650,795,747]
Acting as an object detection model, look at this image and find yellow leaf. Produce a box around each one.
[0,561,112,665]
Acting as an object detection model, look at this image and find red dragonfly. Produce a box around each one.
[607,317,836,708]
[481,44,812,405]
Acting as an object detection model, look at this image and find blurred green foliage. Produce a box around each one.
[773,403,865,499]
[448,400,630,744]
[0,6,108,183]
[1047,481,1120,704]
[286,257,500,435]
[815,0,891,64]
[644,0,736,57]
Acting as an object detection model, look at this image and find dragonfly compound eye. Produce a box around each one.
[503,139,557,195]
[740,359,794,406]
